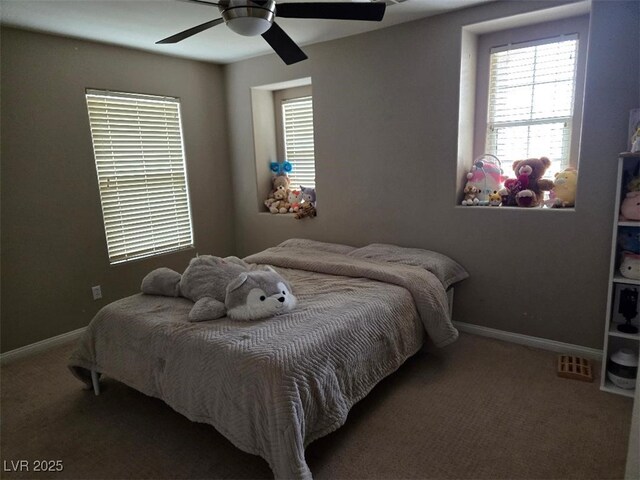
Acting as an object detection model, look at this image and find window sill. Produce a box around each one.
[455,205,576,212]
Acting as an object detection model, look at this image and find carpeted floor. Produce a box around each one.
[0,333,633,480]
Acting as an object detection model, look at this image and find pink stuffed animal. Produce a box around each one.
[620,191,640,221]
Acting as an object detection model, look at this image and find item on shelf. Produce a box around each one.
[606,348,638,390]
[620,252,640,280]
[632,128,640,153]
[551,167,578,208]
[500,157,554,207]
[629,108,640,152]
[463,154,504,205]
[620,191,640,221]
[618,226,640,254]
[628,175,640,192]
[617,286,639,334]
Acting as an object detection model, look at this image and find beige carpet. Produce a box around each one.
[0,333,633,479]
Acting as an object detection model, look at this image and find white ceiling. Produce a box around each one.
[0,0,491,64]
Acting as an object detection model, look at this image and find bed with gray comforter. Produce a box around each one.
[69,239,468,479]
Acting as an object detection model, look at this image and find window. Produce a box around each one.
[85,89,193,264]
[274,85,316,190]
[485,36,579,177]
[281,96,316,189]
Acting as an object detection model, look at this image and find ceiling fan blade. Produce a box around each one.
[156,18,224,44]
[178,0,220,6]
[261,22,308,65]
[276,2,385,21]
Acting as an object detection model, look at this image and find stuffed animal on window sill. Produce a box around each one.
[464,154,506,205]
[461,183,480,206]
[500,157,554,207]
[551,167,578,208]
[267,199,290,214]
[264,174,291,213]
[300,186,316,207]
[288,190,303,213]
[488,190,502,206]
[141,255,297,321]
[295,202,317,219]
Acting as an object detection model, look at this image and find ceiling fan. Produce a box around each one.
[157,0,386,65]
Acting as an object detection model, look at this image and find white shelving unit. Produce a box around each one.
[601,152,640,398]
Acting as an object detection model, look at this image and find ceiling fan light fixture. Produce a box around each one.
[221,0,276,36]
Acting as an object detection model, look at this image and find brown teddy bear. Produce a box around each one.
[501,157,554,207]
[264,175,291,213]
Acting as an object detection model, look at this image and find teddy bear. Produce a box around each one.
[268,199,290,214]
[620,191,640,221]
[500,157,554,207]
[264,175,291,213]
[551,167,578,208]
[141,255,297,321]
[461,183,480,206]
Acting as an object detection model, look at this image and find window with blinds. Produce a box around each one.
[486,36,579,178]
[85,89,193,264]
[282,96,315,189]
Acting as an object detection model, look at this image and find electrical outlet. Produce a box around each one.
[92,285,102,300]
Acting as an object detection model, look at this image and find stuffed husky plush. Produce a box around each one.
[141,255,297,322]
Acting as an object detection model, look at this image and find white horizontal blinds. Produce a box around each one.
[86,89,193,264]
[282,96,316,189]
[486,36,578,178]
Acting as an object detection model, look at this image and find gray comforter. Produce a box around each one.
[69,244,458,479]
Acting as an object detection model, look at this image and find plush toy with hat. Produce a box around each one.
[141,255,297,321]
[501,157,554,207]
[464,154,505,205]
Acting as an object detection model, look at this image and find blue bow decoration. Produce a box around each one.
[270,161,292,175]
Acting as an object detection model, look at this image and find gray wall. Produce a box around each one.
[226,0,640,348]
[1,28,234,352]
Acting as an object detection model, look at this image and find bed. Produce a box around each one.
[69,239,468,479]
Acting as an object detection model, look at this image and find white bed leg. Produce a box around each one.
[91,370,100,396]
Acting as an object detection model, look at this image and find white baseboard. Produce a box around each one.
[454,321,603,360]
[0,327,86,365]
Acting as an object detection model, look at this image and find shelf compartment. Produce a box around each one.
[608,322,640,340]
[601,378,636,398]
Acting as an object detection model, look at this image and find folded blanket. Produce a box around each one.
[245,245,458,348]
